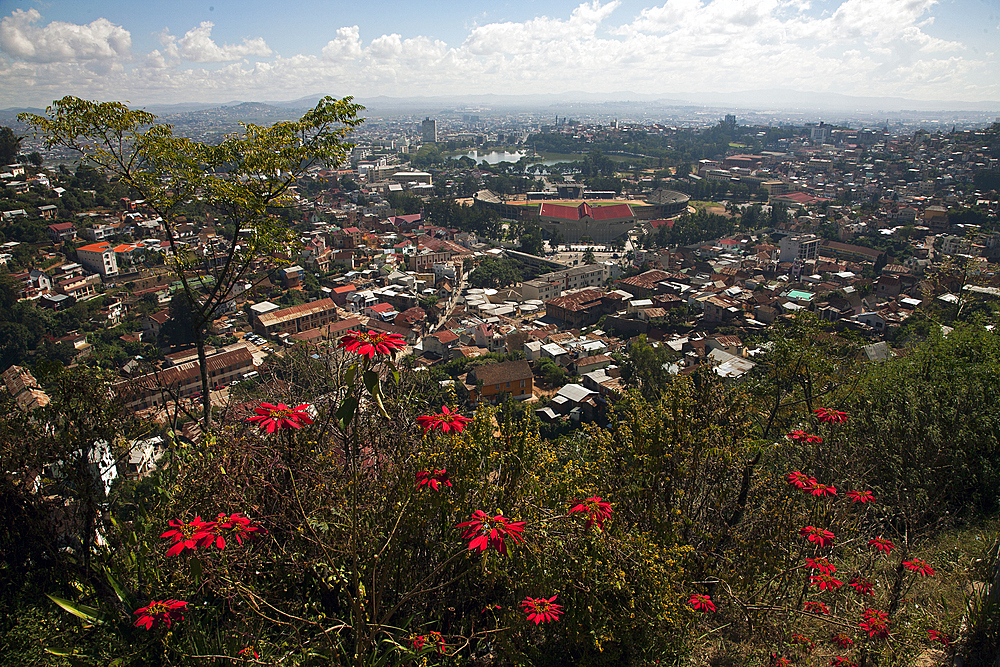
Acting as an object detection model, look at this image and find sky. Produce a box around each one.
[0,0,997,109]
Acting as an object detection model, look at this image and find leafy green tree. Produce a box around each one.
[582,248,596,264]
[0,126,21,164]
[22,95,363,426]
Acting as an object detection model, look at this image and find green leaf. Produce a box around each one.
[189,557,203,584]
[344,364,357,387]
[103,568,128,605]
[46,595,102,623]
[362,370,380,396]
[336,396,359,430]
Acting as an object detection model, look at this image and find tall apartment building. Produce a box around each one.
[421,118,437,143]
[778,234,821,263]
[76,241,119,277]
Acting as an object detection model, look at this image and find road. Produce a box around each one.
[430,266,466,333]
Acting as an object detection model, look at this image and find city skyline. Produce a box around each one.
[0,0,998,109]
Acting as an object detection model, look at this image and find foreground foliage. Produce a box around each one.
[1,322,999,665]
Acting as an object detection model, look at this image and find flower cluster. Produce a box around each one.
[245,402,313,433]
[803,601,829,615]
[809,574,843,591]
[338,329,405,359]
[849,577,875,597]
[903,558,936,577]
[416,406,471,434]
[568,496,614,530]
[787,430,823,444]
[800,525,835,547]
[847,489,875,503]
[411,631,446,653]
[415,469,452,492]
[161,514,264,556]
[868,536,894,554]
[688,593,716,612]
[831,633,854,649]
[805,557,836,574]
[133,599,187,630]
[520,595,563,624]
[859,608,890,639]
[928,629,952,647]
[456,510,526,555]
[814,407,848,423]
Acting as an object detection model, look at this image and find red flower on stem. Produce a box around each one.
[814,407,848,423]
[800,525,835,547]
[810,482,838,498]
[809,574,844,591]
[338,330,405,359]
[770,654,791,667]
[415,469,452,492]
[161,516,216,557]
[859,608,890,639]
[133,599,188,630]
[831,633,855,649]
[688,593,716,612]
[237,646,259,659]
[790,633,814,650]
[849,577,875,597]
[245,402,313,433]
[903,558,935,577]
[520,595,563,624]
[831,659,858,667]
[568,496,614,530]
[456,510,526,555]
[788,430,823,444]
[804,601,830,615]
[198,513,265,550]
[868,536,894,554]
[927,629,952,647]
[411,631,446,653]
[847,489,875,503]
[416,405,471,434]
[787,471,813,489]
[806,557,837,574]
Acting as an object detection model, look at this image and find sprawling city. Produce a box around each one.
[1,1,999,666]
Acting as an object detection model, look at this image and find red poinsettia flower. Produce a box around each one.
[338,330,405,359]
[787,471,813,489]
[859,608,890,639]
[804,601,830,615]
[415,469,452,492]
[770,654,791,667]
[787,430,824,444]
[520,595,563,624]
[161,516,216,556]
[849,577,875,597]
[801,525,835,547]
[846,489,875,503]
[831,633,855,649]
[790,633,813,650]
[814,407,848,423]
[411,631,446,653]
[133,599,188,630]
[903,559,935,577]
[568,496,614,530]
[245,402,313,433]
[456,510,526,555]
[237,646,259,659]
[416,406,471,434]
[927,629,952,647]
[806,557,837,574]
[810,482,838,498]
[868,536,894,554]
[831,658,858,667]
[809,574,844,591]
[198,513,265,550]
[688,593,716,612]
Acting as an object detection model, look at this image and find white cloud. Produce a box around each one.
[160,21,272,63]
[0,2,994,107]
[0,8,130,63]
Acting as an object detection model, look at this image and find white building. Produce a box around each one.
[76,241,119,277]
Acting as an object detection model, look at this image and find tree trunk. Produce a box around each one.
[195,332,212,429]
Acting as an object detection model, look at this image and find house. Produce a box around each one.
[39,205,59,220]
[47,222,76,242]
[423,330,460,359]
[468,359,534,402]
[255,298,337,336]
[76,241,119,277]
